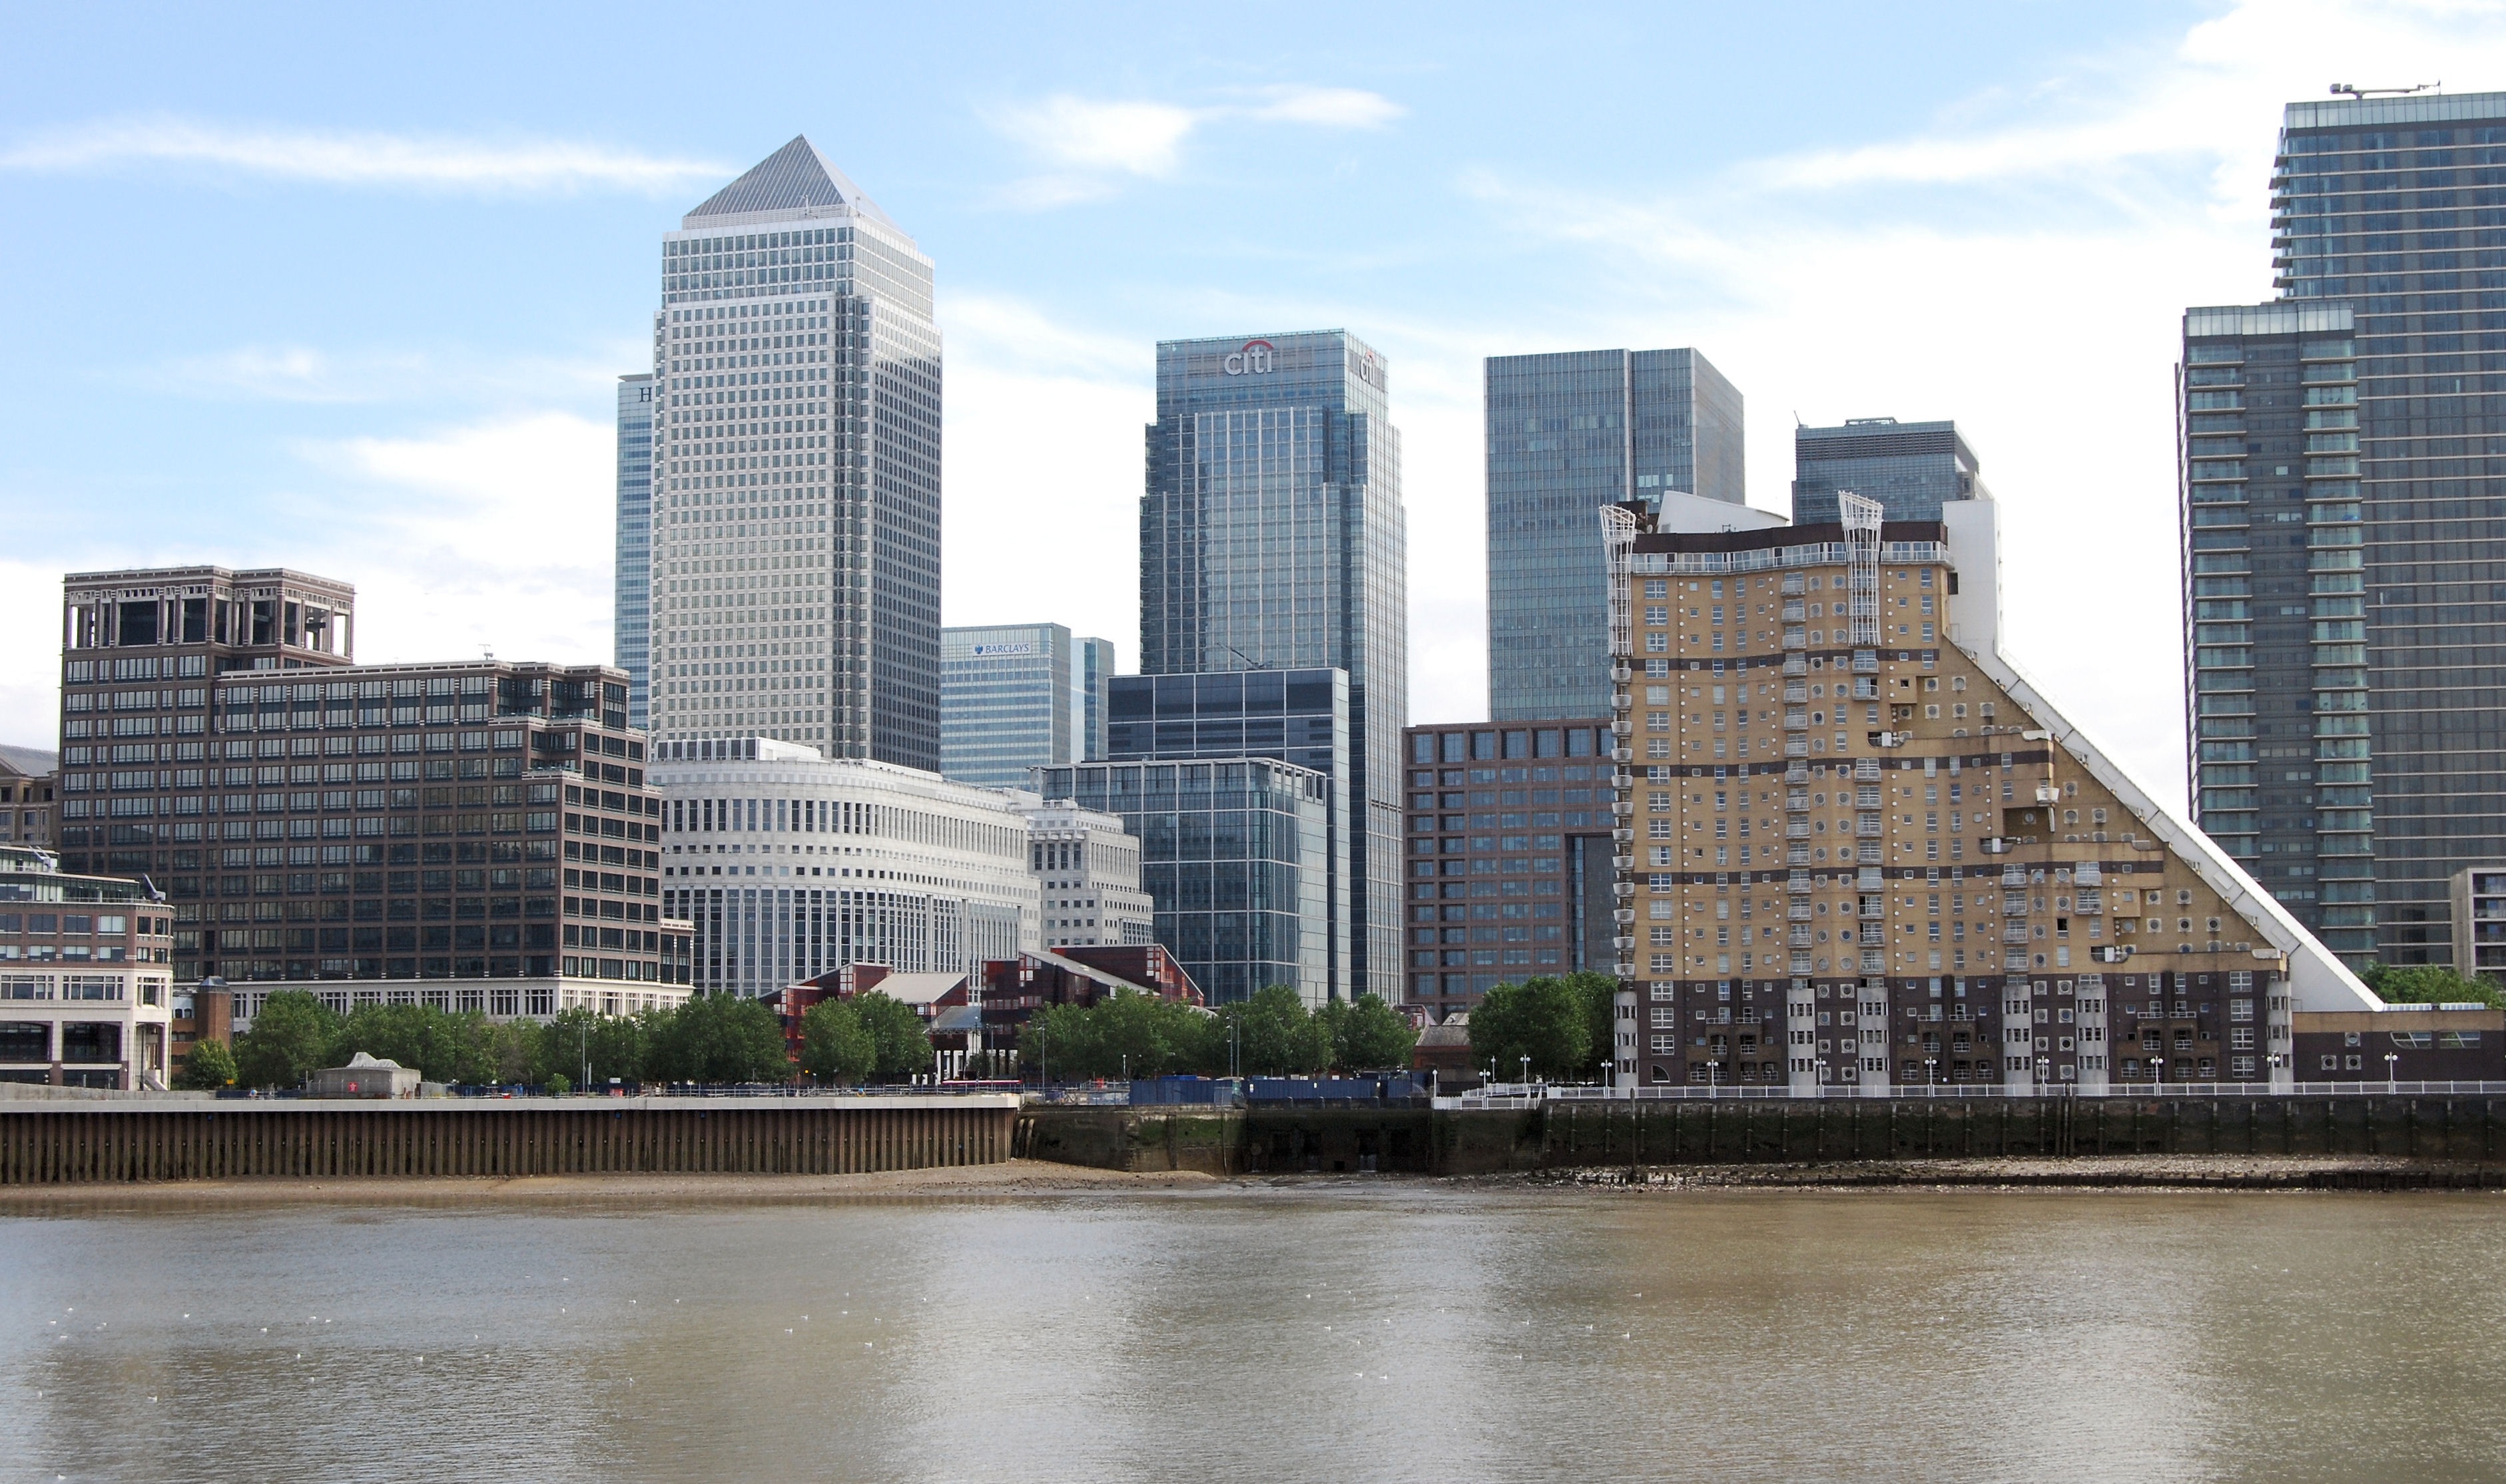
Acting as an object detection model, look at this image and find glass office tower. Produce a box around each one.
[1035,758,1335,1007]
[613,373,656,730]
[648,137,942,771]
[1790,417,1988,525]
[1486,348,1743,722]
[940,622,1111,790]
[2183,90,2506,970]
[1103,668,1354,1001]
[1142,330,1405,1003]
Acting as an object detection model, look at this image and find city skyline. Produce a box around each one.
[0,3,2493,818]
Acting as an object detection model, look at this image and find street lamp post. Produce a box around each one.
[2152,1055,2165,1091]
[1520,1054,1531,1089]
[1923,1057,1936,1097]
[2386,1052,2399,1091]
[2035,1055,2049,1095]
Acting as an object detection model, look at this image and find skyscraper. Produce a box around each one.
[940,622,1111,790]
[1141,330,1406,1003]
[1790,417,1988,525]
[614,373,656,730]
[1486,348,1743,722]
[1078,636,1114,762]
[647,137,942,770]
[2182,91,2506,970]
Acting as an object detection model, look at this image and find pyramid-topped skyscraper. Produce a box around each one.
[638,136,941,770]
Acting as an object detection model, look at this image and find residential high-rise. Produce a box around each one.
[939,622,1110,790]
[1398,719,1620,1019]
[615,373,657,730]
[1601,490,2374,1094]
[1486,348,1743,721]
[1790,417,1988,525]
[648,136,942,770]
[1142,330,1404,1003]
[2182,91,2506,971]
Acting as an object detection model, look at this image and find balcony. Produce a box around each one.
[2003,866,2028,886]
[1789,903,1813,921]
[1855,816,1883,838]
[1783,656,1807,678]
[1854,760,1881,781]
[1784,628,1807,650]
[1789,846,1811,866]
[1787,791,1809,811]
[1786,822,1811,840]
[1782,603,1805,622]
[1853,651,1879,674]
[1610,664,1633,683]
[1785,765,1809,786]
[2075,862,2102,886]
[1784,683,1808,703]
[1789,873,1813,896]
[2003,924,2031,945]
[1785,738,1809,758]
[1791,954,1815,975]
[1785,710,1809,730]
[1611,719,1633,737]
[1790,928,1813,948]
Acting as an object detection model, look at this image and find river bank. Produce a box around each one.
[7,1152,2500,1209]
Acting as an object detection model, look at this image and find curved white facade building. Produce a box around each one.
[655,738,1038,997]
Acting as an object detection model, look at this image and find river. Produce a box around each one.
[5,1180,2504,1482]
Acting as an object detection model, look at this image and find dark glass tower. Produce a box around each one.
[1485,348,1743,721]
[1791,417,1987,525]
[1142,330,1405,1003]
[2184,91,2506,969]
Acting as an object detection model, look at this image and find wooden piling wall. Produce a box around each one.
[0,1096,1018,1184]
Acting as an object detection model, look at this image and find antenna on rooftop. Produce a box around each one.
[2329,82,2439,99]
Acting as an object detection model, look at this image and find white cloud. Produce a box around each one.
[1426,0,2505,803]
[1239,85,1407,129]
[0,413,618,748]
[994,96,1201,178]
[0,117,729,193]
[143,343,628,405]
[990,85,1403,206]
[300,413,620,670]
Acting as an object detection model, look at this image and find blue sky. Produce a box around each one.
[0,0,2490,802]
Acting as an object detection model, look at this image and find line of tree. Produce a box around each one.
[190,988,926,1092]
[1466,971,1619,1083]
[2361,962,2506,1010]
[1014,985,1417,1082]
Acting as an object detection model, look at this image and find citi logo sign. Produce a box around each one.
[1222,340,1277,375]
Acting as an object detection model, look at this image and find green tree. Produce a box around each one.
[534,1007,655,1088]
[232,989,343,1090]
[799,999,876,1083]
[481,1019,544,1087]
[176,1037,238,1091]
[1468,976,1593,1083]
[850,991,935,1083]
[647,993,791,1084]
[1223,985,1331,1076]
[1560,971,1619,1077]
[1322,993,1418,1072]
[333,1004,506,1085]
[2363,963,2506,1010]
[1017,991,1217,1081]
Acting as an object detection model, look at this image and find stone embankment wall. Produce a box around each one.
[0,1097,1017,1184]
[1019,1098,2506,1178]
